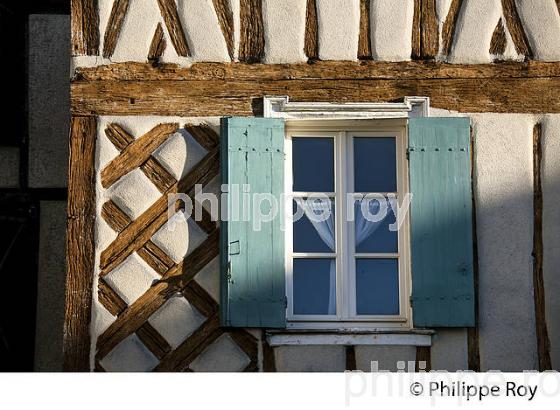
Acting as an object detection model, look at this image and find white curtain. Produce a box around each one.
[355,197,395,248]
[296,198,336,315]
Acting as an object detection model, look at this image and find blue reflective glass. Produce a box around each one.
[293,258,336,315]
[292,137,334,192]
[354,137,396,193]
[354,199,398,253]
[356,259,399,315]
[293,199,335,253]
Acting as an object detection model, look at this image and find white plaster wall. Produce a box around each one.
[370,0,414,61]
[472,114,538,371]
[262,0,307,63]
[354,346,416,372]
[430,329,468,371]
[274,346,346,371]
[314,0,360,60]
[541,115,560,370]
[515,0,560,61]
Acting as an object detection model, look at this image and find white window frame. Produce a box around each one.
[285,120,412,330]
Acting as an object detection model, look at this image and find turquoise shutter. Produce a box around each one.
[409,118,475,327]
[220,117,286,328]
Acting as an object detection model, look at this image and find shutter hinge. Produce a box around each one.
[406,148,410,161]
[409,295,414,307]
[283,296,288,309]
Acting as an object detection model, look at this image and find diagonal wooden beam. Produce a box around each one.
[97,277,171,360]
[156,0,190,57]
[501,0,532,58]
[182,281,219,318]
[185,124,219,151]
[103,0,129,58]
[239,0,265,63]
[96,229,220,360]
[71,0,100,56]
[105,123,177,193]
[101,123,178,189]
[148,23,167,63]
[441,0,463,57]
[154,314,223,371]
[358,0,372,60]
[99,147,219,275]
[212,0,235,60]
[490,19,507,56]
[304,0,318,60]
[229,329,259,368]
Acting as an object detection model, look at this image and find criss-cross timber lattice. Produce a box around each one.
[95,122,258,372]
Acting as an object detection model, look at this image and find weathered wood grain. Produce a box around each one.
[421,0,439,59]
[412,0,422,59]
[148,23,166,63]
[105,123,177,193]
[304,0,318,60]
[239,0,264,63]
[415,346,431,371]
[501,0,532,58]
[63,116,97,371]
[262,332,276,372]
[156,0,190,57]
[102,0,129,58]
[212,0,235,59]
[100,147,219,275]
[532,123,552,371]
[74,61,560,82]
[101,123,178,189]
[71,0,99,56]
[73,76,560,115]
[97,230,220,361]
[441,0,463,56]
[154,314,222,371]
[182,281,219,318]
[490,19,507,56]
[358,0,372,59]
[185,124,219,151]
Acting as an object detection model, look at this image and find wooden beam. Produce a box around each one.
[532,123,552,371]
[412,0,422,59]
[73,76,560,116]
[415,346,431,371]
[468,125,480,371]
[148,23,166,63]
[441,0,463,57]
[262,331,276,372]
[102,0,129,58]
[490,19,507,57]
[100,123,178,189]
[156,0,190,57]
[358,0,372,60]
[346,346,357,371]
[71,0,99,56]
[74,61,560,81]
[421,0,439,59]
[501,0,532,58]
[212,0,235,60]
[304,0,319,60]
[63,116,97,371]
[239,0,265,63]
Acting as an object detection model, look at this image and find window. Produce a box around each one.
[285,122,411,329]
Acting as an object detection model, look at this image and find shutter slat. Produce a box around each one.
[220,117,286,328]
[409,118,475,327]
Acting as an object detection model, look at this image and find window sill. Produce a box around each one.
[266,329,434,347]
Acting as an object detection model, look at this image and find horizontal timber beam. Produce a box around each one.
[72,61,560,115]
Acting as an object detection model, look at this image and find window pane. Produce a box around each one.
[354,198,398,253]
[293,199,335,253]
[293,258,336,315]
[292,137,334,192]
[354,137,396,193]
[356,259,399,315]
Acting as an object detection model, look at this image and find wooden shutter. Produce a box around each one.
[408,118,475,327]
[220,117,286,328]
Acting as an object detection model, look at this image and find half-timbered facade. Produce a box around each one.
[66,0,560,372]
